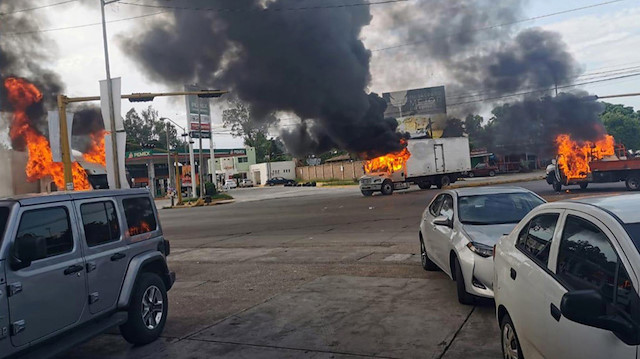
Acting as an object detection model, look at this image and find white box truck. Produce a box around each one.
[359,137,471,196]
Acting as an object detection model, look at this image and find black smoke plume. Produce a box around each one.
[120,0,405,157]
[71,105,105,152]
[0,0,65,150]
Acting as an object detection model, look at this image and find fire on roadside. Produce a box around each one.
[364,140,411,173]
[556,133,615,181]
[3,77,102,190]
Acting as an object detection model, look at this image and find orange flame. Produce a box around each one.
[364,142,411,173]
[4,77,91,190]
[556,134,615,181]
[83,130,107,166]
[129,221,152,236]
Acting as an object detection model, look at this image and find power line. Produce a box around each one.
[0,0,79,16]
[372,0,627,52]
[446,66,640,101]
[118,0,410,13]
[447,72,640,107]
[2,11,168,36]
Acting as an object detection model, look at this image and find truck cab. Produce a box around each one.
[359,170,409,196]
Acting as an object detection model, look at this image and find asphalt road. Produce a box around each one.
[66,178,629,359]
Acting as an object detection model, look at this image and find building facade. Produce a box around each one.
[249,160,296,185]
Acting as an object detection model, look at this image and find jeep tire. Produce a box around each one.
[120,272,168,345]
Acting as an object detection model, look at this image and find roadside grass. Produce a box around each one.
[315,179,358,186]
[179,193,234,206]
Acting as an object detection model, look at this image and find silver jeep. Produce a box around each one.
[0,189,175,358]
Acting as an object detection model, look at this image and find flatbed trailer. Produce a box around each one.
[549,157,640,191]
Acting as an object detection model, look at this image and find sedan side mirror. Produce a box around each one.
[433,215,452,228]
[561,289,640,345]
[11,235,46,271]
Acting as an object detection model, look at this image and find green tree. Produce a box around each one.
[441,118,465,138]
[124,106,185,152]
[600,102,640,150]
[222,98,282,162]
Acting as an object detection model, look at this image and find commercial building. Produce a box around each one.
[250,160,296,185]
[125,147,255,197]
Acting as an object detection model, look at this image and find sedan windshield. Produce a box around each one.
[458,193,545,225]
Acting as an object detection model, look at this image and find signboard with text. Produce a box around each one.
[185,84,212,131]
[382,86,447,138]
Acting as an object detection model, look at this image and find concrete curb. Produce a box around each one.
[449,175,545,189]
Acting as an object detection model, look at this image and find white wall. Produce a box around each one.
[250,160,296,185]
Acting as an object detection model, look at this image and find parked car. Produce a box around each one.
[467,163,499,178]
[419,187,545,304]
[224,180,238,189]
[265,177,296,186]
[494,194,640,359]
[0,189,174,359]
[239,179,253,188]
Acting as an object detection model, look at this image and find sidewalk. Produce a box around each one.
[452,170,545,188]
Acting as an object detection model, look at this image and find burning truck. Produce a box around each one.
[547,134,640,191]
[359,137,471,196]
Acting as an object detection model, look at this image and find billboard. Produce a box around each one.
[382,86,447,138]
[185,84,211,131]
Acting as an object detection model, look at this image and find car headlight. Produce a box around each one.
[466,241,494,258]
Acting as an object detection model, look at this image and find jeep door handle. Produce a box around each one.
[110,253,126,261]
[550,303,562,322]
[64,264,84,275]
[510,268,517,280]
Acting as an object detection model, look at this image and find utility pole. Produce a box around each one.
[100,0,121,189]
[57,95,74,190]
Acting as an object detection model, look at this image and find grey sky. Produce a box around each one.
[12,0,640,149]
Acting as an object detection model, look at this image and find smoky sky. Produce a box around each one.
[122,0,596,156]
[485,91,606,156]
[0,0,65,150]
[121,0,405,157]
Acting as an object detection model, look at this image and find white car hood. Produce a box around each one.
[461,223,517,246]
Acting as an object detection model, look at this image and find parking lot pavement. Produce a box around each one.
[68,179,630,358]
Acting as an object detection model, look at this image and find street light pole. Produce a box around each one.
[100,0,121,189]
[166,122,172,191]
[197,96,205,198]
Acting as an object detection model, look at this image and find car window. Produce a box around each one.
[439,195,454,221]
[81,201,121,247]
[15,206,73,260]
[476,163,486,169]
[556,215,639,319]
[429,195,445,216]
[516,213,559,266]
[123,197,157,236]
[458,193,544,225]
[0,206,9,247]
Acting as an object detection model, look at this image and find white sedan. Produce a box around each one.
[419,187,545,304]
[494,194,640,359]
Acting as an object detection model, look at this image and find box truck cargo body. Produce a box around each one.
[359,137,471,196]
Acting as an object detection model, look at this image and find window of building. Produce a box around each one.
[516,213,559,266]
[122,197,157,236]
[238,157,248,163]
[81,201,121,247]
[557,215,639,320]
[16,207,73,260]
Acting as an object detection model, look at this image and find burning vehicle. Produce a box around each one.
[359,137,471,196]
[547,134,640,191]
